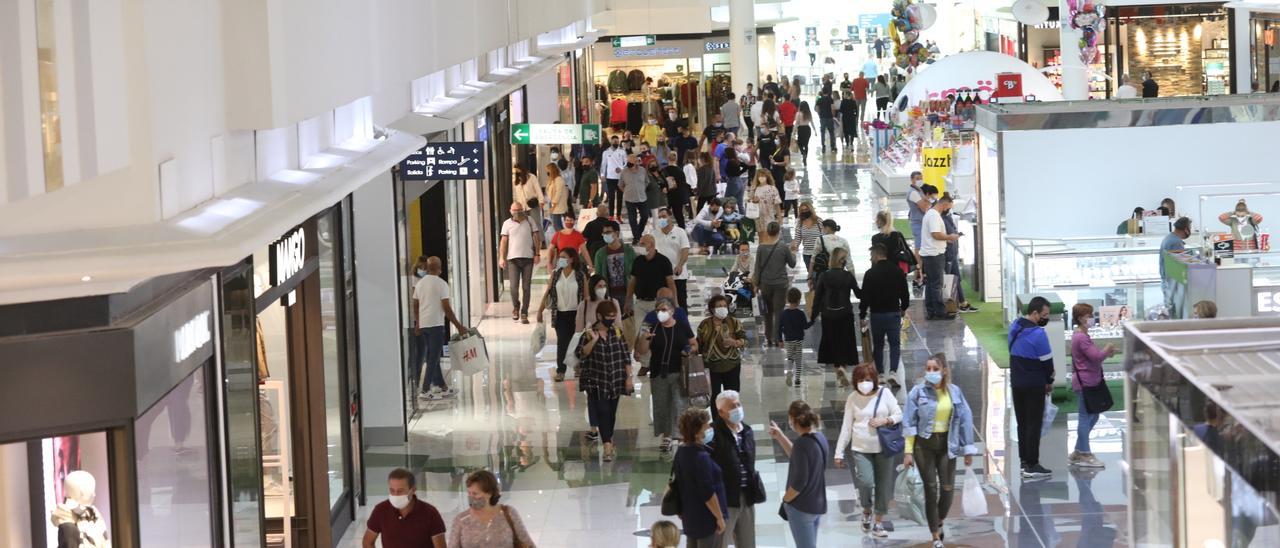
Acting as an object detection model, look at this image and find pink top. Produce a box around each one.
[1070,330,1110,391]
[449,506,536,548]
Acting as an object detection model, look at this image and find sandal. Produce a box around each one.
[553,372,565,382]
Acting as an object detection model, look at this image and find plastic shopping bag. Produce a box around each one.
[962,463,987,517]
[562,331,585,371]
[744,201,761,219]
[893,464,928,526]
[1041,395,1058,438]
[531,321,547,359]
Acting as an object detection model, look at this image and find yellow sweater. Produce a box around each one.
[639,124,661,148]
[905,389,952,453]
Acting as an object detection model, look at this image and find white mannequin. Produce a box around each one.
[50,470,110,548]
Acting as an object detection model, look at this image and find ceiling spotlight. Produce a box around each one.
[81,275,92,282]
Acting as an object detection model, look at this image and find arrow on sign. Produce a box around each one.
[513,127,528,141]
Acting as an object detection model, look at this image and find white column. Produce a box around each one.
[1058,0,1089,100]
[729,0,759,96]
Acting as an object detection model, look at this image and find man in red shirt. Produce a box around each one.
[363,468,447,548]
[852,72,870,124]
[777,96,798,152]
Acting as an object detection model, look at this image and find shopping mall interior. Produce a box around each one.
[2,0,1280,547]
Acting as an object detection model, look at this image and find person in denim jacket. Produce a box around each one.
[901,353,978,548]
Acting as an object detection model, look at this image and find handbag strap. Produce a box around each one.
[500,505,522,547]
[872,388,884,419]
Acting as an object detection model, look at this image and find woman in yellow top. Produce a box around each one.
[901,353,978,548]
[545,162,571,231]
[639,115,662,148]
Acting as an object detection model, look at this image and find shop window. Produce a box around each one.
[0,431,114,547]
[316,213,347,509]
[135,367,213,547]
[220,264,264,546]
[35,0,64,191]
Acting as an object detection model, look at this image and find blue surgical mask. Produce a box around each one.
[657,217,669,229]
[701,427,715,445]
[728,407,745,424]
[415,269,426,277]
[603,234,616,244]
[925,372,943,385]
[557,258,569,269]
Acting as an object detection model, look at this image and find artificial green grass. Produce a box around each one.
[1053,380,1125,413]
[894,219,914,239]
[960,274,1011,369]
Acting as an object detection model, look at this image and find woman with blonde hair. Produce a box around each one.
[747,169,782,226]
[545,162,570,231]
[872,209,915,274]
[649,520,681,548]
[902,353,978,548]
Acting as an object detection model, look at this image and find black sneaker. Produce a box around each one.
[958,304,980,313]
[1021,464,1053,478]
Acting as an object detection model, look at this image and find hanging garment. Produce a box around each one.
[608,70,629,93]
[627,101,644,134]
[627,69,646,91]
[611,98,629,125]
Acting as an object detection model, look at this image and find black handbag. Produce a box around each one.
[660,460,682,516]
[1072,352,1114,414]
[895,231,917,267]
[751,471,767,504]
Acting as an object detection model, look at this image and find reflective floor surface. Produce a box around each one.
[338,136,1131,547]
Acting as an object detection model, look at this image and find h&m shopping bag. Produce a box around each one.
[449,330,491,375]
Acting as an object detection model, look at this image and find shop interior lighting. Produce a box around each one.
[81,275,91,282]
[1194,23,1203,40]
[270,169,322,186]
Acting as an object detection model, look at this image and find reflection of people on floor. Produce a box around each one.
[1017,477,1057,547]
[1071,467,1116,547]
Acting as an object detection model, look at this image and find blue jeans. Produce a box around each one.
[784,504,821,548]
[869,312,902,374]
[922,254,947,318]
[691,225,724,248]
[421,326,447,391]
[550,213,565,231]
[911,221,923,250]
[1075,390,1100,453]
[726,176,746,207]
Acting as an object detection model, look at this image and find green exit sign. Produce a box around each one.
[511,124,602,145]
[612,35,656,48]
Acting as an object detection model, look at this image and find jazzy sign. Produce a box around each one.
[510,124,601,145]
[400,142,485,180]
[173,311,211,364]
[921,147,954,193]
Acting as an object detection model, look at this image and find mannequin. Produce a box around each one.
[50,470,110,548]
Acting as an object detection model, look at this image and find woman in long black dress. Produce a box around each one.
[838,91,859,150]
[810,246,860,388]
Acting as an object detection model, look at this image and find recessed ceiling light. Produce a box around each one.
[81,276,92,282]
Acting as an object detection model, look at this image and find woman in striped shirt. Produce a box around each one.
[793,200,823,271]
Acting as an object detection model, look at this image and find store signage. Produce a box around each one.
[1213,239,1235,259]
[173,311,211,364]
[922,148,954,193]
[1254,288,1280,315]
[612,35,656,48]
[804,27,818,46]
[613,46,683,58]
[995,72,1023,98]
[511,123,601,145]
[400,142,485,180]
[270,226,308,306]
[705,41,731,52]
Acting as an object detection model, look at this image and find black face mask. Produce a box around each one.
[1036,317,1050,327]
[800,211,812,219]
[627,162,635,168]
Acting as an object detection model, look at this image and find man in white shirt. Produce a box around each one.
[412,256,469,399]
[921,194,959,320]
[499,202,542,323]
[690,198,725,252]
[648,207,692,308]
[1115,74,1138,99]
[601,135,629,220]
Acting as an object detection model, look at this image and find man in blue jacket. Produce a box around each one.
[1009,296,1055,479]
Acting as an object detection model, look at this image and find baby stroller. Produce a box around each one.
[722,268,755,318]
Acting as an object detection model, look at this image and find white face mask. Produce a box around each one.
[636,245,649,256]
[857,381,875,395]
[389,494,412,510]
[657,310,672,323]
[714,307,729,319]
[595,287,608,299]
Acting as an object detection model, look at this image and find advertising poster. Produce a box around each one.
[804,27,818,47]
[922,147,954,193]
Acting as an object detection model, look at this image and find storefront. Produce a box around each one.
[1125,318,1280,547]
[1248,10,1280,91]
[983,15,1022,57]
[1109,3,1232,96]
[1022,15,1113,98]
[246,203,362,547]
[0,272,220,548]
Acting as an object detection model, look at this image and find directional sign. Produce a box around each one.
[399,142,485,180]
[612,35,655,48]
[510,124,601,145]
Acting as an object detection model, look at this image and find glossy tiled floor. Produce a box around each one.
[338,137,1131,547]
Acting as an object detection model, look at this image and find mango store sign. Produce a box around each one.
[271,226,308,306]
[174,311,211,364]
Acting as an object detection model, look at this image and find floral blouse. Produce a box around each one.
[449,506,536,548]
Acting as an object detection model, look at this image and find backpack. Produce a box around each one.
[810,235,830,276]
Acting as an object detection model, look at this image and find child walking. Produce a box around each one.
[782,168,800,219]
[781,287,809,387]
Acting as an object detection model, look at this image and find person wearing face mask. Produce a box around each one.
[575,275,622,442]
[659,153,692,229]
[626,233,676,322]
[833,363,903,538]
[549,215,587,270]
[708,390,762,548]
[512,164,545,230]
[1009,296,1056,479]
[1068,303,1114,470]
[636,296,698,452]
[921,194,959,321]
[647,208,692,308]
[697,295,748,395]
[544,162,571,231]
[363,468,447,548]
[592,224,636,309]
[582,203,621,263]
[412,256,468,399]
[499,202,544,323]
[755,222,798,349]
[792,201,822,271]
[536,248,589,382]
[576,300,633,461]
[450,470,536,548]
[672,125,699,167]
[640,114,662,149]
[701,113,728,151]
[620,155,650,241]
[576,155,600,210]
[1219,199,1264,251]
[602,136,628,219]
[673,407,728,547]
[768,400,828,548]
[1160,216,1192,310]
[747,169,782,226]
[692,197,726,254]
[902,354,978,548]
[644,160,668,230]
[810,246,860,387]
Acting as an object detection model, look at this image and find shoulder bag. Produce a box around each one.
[500,505,529,548]
[1071,344,1114,414]
[895,231,918,268]
[660,459,682,516]
[873,388,905,455]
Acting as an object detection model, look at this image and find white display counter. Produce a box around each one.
[873,162,917,196]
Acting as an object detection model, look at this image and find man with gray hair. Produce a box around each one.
[1116,74,1138,99]
[710,390,761,548]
